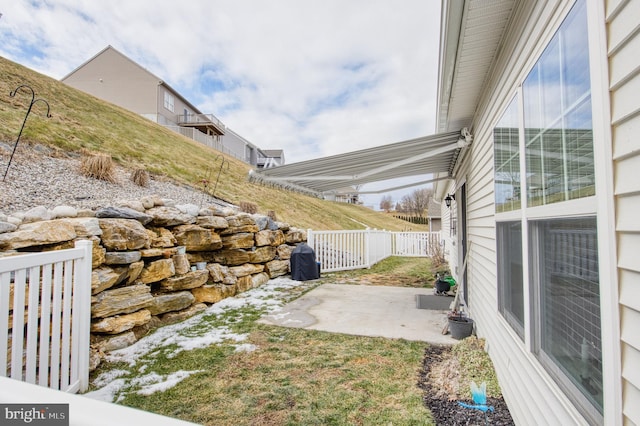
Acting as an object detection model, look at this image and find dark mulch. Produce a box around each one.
[418,345,516,425]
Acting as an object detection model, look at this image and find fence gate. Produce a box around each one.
[0,240,92,393]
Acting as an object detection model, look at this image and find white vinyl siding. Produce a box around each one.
[607,0,640,423]
[443,0,618,424]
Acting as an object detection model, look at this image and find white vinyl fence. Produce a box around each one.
[307,230,441,273]
[0,240,92,393]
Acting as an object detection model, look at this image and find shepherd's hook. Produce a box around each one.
[212,155,230,198]
[3,84,52,182]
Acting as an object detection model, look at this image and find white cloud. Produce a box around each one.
[0,0,441,206]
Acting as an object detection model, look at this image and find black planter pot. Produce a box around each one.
[448,317,474,340]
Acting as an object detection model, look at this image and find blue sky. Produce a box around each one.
[0,0,441,208]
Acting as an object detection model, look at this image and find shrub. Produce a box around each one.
[79,153,117,183]
[130,168,150,187]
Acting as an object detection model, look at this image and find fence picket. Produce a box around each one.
[0,272,10,377]
[307,230,441,273]
[25,266,41,384]
[0,241,92,394]
[38,263,53,387]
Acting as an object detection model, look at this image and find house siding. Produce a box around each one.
[62,47,158,116]
[607,0,640,424]
[441,0,610,423]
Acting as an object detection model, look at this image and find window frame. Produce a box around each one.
[163,91,175,112]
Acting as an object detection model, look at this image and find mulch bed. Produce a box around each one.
[418,345,515,425]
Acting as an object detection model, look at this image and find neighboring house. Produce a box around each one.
[62,46,283,168]
[434,0,636,424]
[257,149,286,169]
[426,198,441,233]
[221,128,284,168]
[324,187,360,204]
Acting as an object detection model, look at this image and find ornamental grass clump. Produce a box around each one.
[80,152,117,183]
[130,167,150,187]
[239,201,258,214]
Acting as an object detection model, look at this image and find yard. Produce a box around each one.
[86,257,512,425]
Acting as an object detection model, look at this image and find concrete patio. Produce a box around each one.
[259,283,458,345]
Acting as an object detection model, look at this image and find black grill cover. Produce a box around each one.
[290,243,320,281]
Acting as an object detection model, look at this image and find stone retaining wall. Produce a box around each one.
[0,196,307,370]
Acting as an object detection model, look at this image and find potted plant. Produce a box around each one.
[448,311,474,340]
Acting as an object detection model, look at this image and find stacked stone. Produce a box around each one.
[0,195,306,369]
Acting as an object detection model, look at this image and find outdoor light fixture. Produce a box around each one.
[444,193,455,208]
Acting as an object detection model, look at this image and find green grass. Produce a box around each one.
[88,266,435,425]
[118,327,432,426]
[87,258,507,425]
[324,256,440,287]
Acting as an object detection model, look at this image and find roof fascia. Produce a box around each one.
[436,0,466,133]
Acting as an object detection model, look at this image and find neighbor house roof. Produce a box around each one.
[62,45,206,117]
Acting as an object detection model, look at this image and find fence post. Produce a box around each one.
[73,240,93,392]
[306,229,314,249]
[364,229,371,268]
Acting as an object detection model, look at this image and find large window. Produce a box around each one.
[522,0,594,207]
[493,0,601,421]
[531,217,602,417]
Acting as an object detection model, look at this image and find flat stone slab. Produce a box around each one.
[259,283,457,345]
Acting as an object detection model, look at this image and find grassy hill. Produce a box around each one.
[0,56,427,231]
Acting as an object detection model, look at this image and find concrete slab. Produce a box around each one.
[259,283,457,345]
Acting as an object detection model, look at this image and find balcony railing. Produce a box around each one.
[177,113,226,135]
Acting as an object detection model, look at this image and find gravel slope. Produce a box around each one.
[0,142,225,216]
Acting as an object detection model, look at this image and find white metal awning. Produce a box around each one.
[249,129,471,195]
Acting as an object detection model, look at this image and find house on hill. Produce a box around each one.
[62,45,283,168]
[435,0,637,424]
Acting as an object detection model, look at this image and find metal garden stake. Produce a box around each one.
[3,84,51,181]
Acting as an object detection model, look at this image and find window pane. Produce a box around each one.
[523,0,594,207]
[494,97,521,212]
[497,221,524,338]
[534,217,602,414]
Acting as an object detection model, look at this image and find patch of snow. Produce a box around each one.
[234,343,258,353]
[86,277,315,402]
[136,370,204,396]
[91,369,129,388]
[84,378,127,402]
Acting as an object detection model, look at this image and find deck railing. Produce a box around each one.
[177,113,226,132]
[0,240,92,393]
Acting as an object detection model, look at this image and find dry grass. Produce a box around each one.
[0,55,432,231]
[239,200,258,214]
[130,167,150,187]
[79,153,117,183]
[427,336,502,401]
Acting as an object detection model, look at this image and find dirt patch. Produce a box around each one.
[418,345,515,425]
[338,273,429,287]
